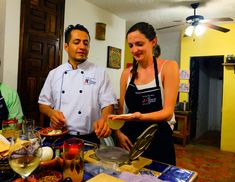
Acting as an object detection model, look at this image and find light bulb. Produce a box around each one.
[185,26,194,36]
[195,24,206,36]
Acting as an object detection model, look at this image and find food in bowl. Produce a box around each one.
[12,175,37,182]
[47,129,62,135]
[38,170,62,182]
[39,127,68,137]
[13,170,62,182]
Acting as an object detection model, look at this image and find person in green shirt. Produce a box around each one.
[0,82,24,126]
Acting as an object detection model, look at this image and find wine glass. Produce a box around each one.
[8,130,42,181]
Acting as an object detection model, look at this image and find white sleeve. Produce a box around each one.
[38,71,54,107]
[99,70,117,109]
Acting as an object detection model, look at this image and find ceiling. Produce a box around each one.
[86,0,235,32]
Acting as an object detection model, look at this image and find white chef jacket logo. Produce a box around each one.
[84,77,96,85]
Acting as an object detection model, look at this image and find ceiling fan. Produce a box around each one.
[157,2,233,36]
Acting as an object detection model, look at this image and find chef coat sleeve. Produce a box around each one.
[38,71,54,108]
[99,70,117,109]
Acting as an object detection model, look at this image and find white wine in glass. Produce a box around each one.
[9,132,41,181]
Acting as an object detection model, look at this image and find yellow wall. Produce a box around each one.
[124,41,133,68]
[180,23,235,152]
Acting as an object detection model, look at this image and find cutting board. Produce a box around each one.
[84,150,152,174]
[87,173,124,182]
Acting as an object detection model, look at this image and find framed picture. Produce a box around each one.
[180,70,190,79]
[107,46,121,69]
[95,22,106,40]
[179,83,190,92]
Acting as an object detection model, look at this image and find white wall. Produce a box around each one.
[1,0,21,89]
[0,0,6,81]
[63,0,126,98]
[1,0,126,97]
[157,30,181,65]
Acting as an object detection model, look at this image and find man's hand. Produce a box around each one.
[49,110,66,129]
[39,104,66,129]
[93,118,112,138]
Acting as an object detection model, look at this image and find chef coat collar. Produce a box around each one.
[67,60,90,71]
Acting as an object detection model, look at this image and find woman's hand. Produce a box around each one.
[108,112,142,121]
[115,130,133,151]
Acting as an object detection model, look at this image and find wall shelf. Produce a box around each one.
[222,63,235,73]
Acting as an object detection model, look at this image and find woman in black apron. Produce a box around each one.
[110,22,179,165]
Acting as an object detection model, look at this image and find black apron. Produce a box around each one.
[122,57,176,165]
[0,90,9,129]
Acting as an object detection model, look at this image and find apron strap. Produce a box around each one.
[153,56,160,88]
[130,56,161,88]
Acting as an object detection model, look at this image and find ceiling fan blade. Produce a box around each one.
[202,17,233,23]
[203,23,230,33]
[156,24,184,31]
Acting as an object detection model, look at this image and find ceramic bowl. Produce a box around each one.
[40,157,58,170]
[39,127,68,139]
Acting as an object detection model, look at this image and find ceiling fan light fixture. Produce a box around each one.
[194,24,206,36]
[185,25,194,36]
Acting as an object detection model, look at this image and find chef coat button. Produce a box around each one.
[81,71,84,74]
[79,90,82,93]
[64,71,67,74]
[78,111,81,114]
[62,90,65,94]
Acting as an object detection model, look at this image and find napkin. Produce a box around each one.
[0,134,10,157]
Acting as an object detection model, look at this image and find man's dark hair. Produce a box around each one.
[64,24,90,43]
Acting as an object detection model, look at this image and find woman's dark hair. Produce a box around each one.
[64,24,90,44]
[126,22,156,78]
[153,44,161,58]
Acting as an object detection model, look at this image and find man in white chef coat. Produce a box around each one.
[38,24,117,143]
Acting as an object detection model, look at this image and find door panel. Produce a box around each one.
[18,0,65,126]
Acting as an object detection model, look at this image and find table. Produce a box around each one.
[83,150,198,182]
[0,133,198,181]
[81,138,198,182]
[173,111,191,146]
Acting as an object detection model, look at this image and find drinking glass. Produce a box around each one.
[22,118,35,133]
[62,137,84,182]
[2,119,19,139]
[8,131,41,181]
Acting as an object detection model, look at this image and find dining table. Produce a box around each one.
[0,130,198,182]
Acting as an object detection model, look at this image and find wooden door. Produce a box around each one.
[18,0,65,126]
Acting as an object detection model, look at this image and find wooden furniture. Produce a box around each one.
[222,62,235,73]
[173,111,191,146]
